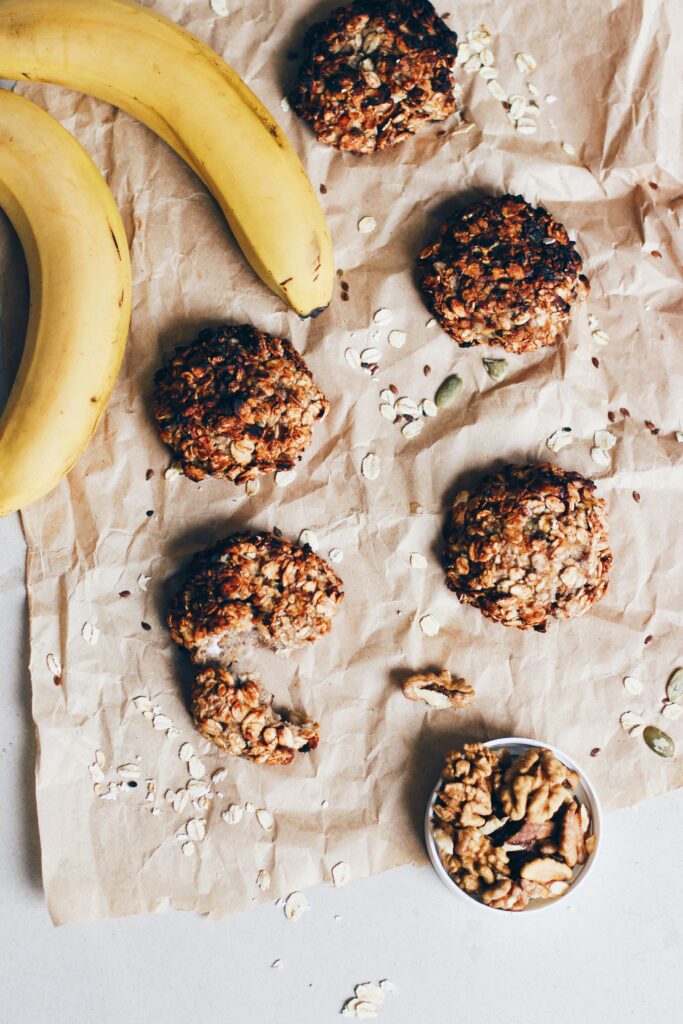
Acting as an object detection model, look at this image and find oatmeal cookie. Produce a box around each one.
[444,463,611,631]
[192,666,320,765]
[168,531,344,663]
[153,325,328,483]
[418,194,589,353]
[289,0,458,154]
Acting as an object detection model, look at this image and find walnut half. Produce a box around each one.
[402,669,475,709]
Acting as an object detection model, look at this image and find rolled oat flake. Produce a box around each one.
[434,374,463,408]
[643,726,675,759]
[666,667,683,704]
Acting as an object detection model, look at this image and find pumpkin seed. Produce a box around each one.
[483,358,508,382]
[434,374,462,408]
[666,667,683,704]
[643,726,675,759]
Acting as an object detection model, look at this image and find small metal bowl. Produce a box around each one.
[425,736,602,913]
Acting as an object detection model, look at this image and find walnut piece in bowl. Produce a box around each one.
[168,531,344,664]
[425,737,601,912]
[443,462,612,632]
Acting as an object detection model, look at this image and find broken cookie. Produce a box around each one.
[402,669,475,709]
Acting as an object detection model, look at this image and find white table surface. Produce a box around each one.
[0,511,681,1023]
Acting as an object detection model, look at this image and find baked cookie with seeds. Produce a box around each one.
[192,666,319,766]
[418,195,589,354]
[289,0,458,154]
[443,463,611,631]
[153,325,328,483]
[168,531,344,663]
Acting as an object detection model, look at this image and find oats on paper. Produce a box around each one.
[186,818,206,842]
[487,79,507,102]
[361,453,381,480]
[178,742,194,762]
[46,653,61,677]
[402,419,423,439]
[590,446,611,467]
[666,668,683,704]
[284,891,309,921]
[331,861,351,887]
[623,676,643,696]
[256,869,271,891]
[546,427,573,452]
[662,703,683,721]
[181,841,195,857]
[594,430,616,451]
[345,347,361,370]
[245,801,255,813]
[379,389,395,405]
[275,469,297,488]
[329,548,343,564]
[380,980,398,995]
[373,308,393,325]
[137,573,151,591]
[410,552,428,569]
[152,714,173,731]
[561,141,576,155]
[360,348,381,365]
[222,803,243,824]
[545,93,557,104]
[419,613,440,637]
[355,983,384,1005]
[515,120,537,134]
[188,755,206,779]
[245,477,260,497]
[620,711,645,736]
[88,762,105,784]
[387,329,407,351]
[515,51,537,74]
[380,403,397,422]
[394,397,419,417]
[592,330,609,345]
[81,621,100,646]
[358,216,376,234]
[133,696,153,713]
[173,790,189,815]
[256,808,274,831]
[298,529,320,552]
[116,763,141,779]
[421,399,438,417]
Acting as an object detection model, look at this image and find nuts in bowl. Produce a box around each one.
[425,738,600,912]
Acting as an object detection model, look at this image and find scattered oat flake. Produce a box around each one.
[349,1001,379,1019]
[329,548,343,564]
[546,427,573,452]
[410,552,428,569]
[245,477,260,496]
[402,419,423,439]
[275,469,297,487]
[388,329,407,349]
[271,959,284,969]
[245,801,255,813]
[419,613,440,637]
[620,711,645,736]
[379,388,395,405]
[662,703,683,721]
[487,79,506,101]
[331,861,351,887]
[117,763,141,779]
[81,621,100,645]
[88,762,105,784]
[361,347,381,365]
[380,980,398,995]
[256,808,274,831]
[164,461,183,480]
[284,891,309,921]
[222,803,243,824]
[137,573,151,591]
[152,714,173,731]
[209,0,229,13]
[421,398,438,418]
[561,141,576,155]
[380,403,397,422]
[361,453,381,481]
[594,430,617,451]
[133,696,153,713]
[358,216,376,234]
[46,653,61,677]
[373,308,392,325]
[545,93,557,104]
[186,818,206,841]
[188,756,206,779]
[181,841,195,857]
[345,347,361,370]
[298,529,319,552]
[166,726,180,738]
[179,742,194,762]
[395,397,420,417]
[355,983,384,1005]
[515,51,537,74]
[279,96,290,112]
[591,447,611,467]
[623,676,643,696]
[256,869,271,891]
[172,790,189,815]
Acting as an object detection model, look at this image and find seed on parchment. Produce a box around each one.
[483,358,508,382]
[515,51,537,74]
[380,403,397,422]
[361,453,381,480]
[331,861,351,887]
[434,374,462,408]
[81,621,100,646]
[620,711,645,736]
[284,891,309,921]
[186,818,206,842]
[410,552,428,569]
[275,469,297,487]
[256,808,274,831]
[345,347,362,371]
[644,726,675,759]
[298,529,320,552]
[373,308,393,325]
[402,419,423,439]
[546,427,572,452]
[594,430,616,451]
[222,803,243,824]
[662,703,683,721]
[419,613,440,637]
[46,653,62,677]
[329,548,344,564]
[152,714,173,731]
[173,790,189,815]
[666,668,683,704]
[388,329,407,349]
[421,399,438,418]
[561,141,576,156]
[164,461,183,480]
[358,216,376,234]
[137,573,151,591]
[181,841,195,857]
[623,676,643,696]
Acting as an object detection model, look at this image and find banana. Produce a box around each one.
[0,89,132,516]
[0,0,334,317]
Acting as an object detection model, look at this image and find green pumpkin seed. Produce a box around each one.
[643,726,675,759]
[483,358,508,382]
[666,667,683,704]
[434,374,463,408]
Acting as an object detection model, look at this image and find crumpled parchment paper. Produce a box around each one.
[1,0,682,924]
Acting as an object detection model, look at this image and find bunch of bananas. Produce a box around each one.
[0,0,334,516]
